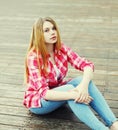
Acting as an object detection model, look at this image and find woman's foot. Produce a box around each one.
[110,121,118,130]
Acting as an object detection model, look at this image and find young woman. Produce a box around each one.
[23,17,118,130]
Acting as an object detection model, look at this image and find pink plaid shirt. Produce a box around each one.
[23,44,94,108]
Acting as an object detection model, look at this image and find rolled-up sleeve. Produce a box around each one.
[65,46,94,71]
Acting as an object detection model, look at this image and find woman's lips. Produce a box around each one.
[50,36,56,40]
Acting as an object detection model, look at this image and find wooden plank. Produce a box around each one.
[0,0,118,129]
[104,93,118,100]
[0,105,27,117]
[0,90,23,99]
[0,114,27,127]
[0,83,24,91]
[0,97,22,107]
[0,125,20,130]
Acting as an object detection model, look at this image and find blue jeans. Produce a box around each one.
[30,77,117,130]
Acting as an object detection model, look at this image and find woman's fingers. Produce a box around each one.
[84,97,92,104]
[75,95,93,104]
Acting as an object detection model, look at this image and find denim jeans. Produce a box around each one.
[30,77,117,130]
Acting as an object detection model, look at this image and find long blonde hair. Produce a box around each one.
[24,17,61,83]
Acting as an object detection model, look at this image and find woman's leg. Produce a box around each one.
[30,99,66,115]
[67,100,109,130]
[67,77,109,130]
[88,81,117,127]
[30,84,74,115]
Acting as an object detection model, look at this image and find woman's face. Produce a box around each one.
[43,21,57,44]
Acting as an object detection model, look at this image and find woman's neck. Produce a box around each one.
[46,44,54,54]
[46,44,55,64]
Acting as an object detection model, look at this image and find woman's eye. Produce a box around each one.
[44,28,49,32]
[52,27,56,30]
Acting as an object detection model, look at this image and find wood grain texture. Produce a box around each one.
[0,0,118,129]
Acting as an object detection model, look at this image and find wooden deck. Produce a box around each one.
[0,0,118,129]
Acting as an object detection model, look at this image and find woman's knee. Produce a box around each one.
[67,76,83,87]
[30,99,66,115]
[54,84,74,91]
[88,80,98,91]
[88,81,103,98]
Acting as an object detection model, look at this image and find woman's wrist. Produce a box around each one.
[81,78,90,87]
[68,91,78,100]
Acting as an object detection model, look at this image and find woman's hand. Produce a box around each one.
[70,83,93,104]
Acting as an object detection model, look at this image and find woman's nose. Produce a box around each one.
[50,29,55,35]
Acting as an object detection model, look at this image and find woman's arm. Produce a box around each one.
[74,66,94,103]
[81,66,93,86]
[44,67,93,103]
[43,67,93,105]
[63,44,94,72]
[44,89,78,101]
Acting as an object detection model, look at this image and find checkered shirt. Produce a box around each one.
[23,44,94,108]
